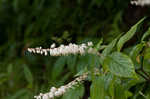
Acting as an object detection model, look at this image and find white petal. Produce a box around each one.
[51,43,56,48]
[50,87,57,93]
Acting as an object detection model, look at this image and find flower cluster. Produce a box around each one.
[131,0,150,6]
[27,42,96,56]
[34,73,88,99]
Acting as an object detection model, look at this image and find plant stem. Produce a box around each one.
[136,55,150,83]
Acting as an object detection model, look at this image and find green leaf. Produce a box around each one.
[107,75,115,98]
[101,37,119,64]
[115,84,127,99]
[141,27,150,41]
[66,55,77,71]
[90,76,106,99]
[117,17,145,51]
[62,84,84,99]
[77,54,101,72]
[23,64,33,86]
[104,52,136,78]
[130,43,145,62]
[103,73,115,98]
[144,47,150,59]
[95,38,103,50]
[75,67,88,77]
[123,74,145,90]
[125,91,133,98]
[52,56,66,80]
[102,38,118,57]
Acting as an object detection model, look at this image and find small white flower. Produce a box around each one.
[40,51,43,54]
[32,48,36,53]
[36,47,41,53]
[43,94,49,99]
[27,48,32,53]
[87,42,93,46]
[60,44,65,48]
[66,84,72,88]
[48,92,54,99]
[43,49,48,56]
[50,87,57,93]
[54,91,62,96]
[58,87,66,94]
[79,47,85,55]
[36,50,40,53]
[34,95,42,99]
[76,77,81,82]
[37,96,42,99]
[51,43,56,48]
[71,81,78,85]
[39,93,43,96]
[59,47,63,54]
[34,96,38,99]
[60,86,66,90]
[81,43,86,47]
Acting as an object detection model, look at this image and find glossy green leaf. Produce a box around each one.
[77,54,101,72]
[141,27,150,41]
[101,37,118,64]
[104,52,136,78]
[117,17,145,51]
[102,38,118,57]
[95,38,103,50]
[130,43,145,62]
[90,76,106,99]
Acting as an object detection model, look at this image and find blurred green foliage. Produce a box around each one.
[0,0,150,99]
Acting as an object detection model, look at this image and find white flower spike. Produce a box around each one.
[27,42,96,56]
[34,73,88,99]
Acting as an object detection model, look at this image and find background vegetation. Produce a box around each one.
[0,0,150,99]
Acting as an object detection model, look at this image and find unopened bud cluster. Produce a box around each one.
[27,42,96,56]
[34,73,88,99]
[131,0,150,6]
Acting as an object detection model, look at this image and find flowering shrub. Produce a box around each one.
[28,18,150,99]
[0,0,150,99]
